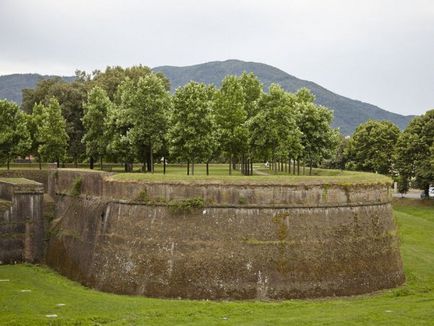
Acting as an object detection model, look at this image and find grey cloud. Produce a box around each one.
[0,0,433,115]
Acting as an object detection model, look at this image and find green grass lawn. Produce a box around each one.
[108,164,391,185]
[1,164,392,186]
[1,200,433,325]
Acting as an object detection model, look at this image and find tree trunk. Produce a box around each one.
[150,143,154,173]
[206,161,209,175]
[56,158,60,168]
[163,157,166,175]
[7,158,10,170]
[124,162,132,172]
[187,160,190,175]
[309,157,313,176]
[288,156,291,175]
[297,159,300,175]
[90,156,94,170]
[250,160,253,176]
[192,158,195,175]
[229,154,232,175]
[100,157,103,171]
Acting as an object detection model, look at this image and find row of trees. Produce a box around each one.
[328,111,434,195]
[0,98,68,169]
[0,66,339,175]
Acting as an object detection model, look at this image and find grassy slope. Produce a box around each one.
[0,201,433,325]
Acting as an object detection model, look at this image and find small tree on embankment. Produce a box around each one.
[117,74,170,173]
[82,86,112,169]
[35,98,69,168]
[169,82,216,175]
[0,100,31,169]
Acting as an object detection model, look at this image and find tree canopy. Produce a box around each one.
[346,120,400,175]
[0,100,31,169]
[2,66,346,177]
[395,109,434,195]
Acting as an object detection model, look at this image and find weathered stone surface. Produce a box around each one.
[42,170,404,299]
[0,178,44,263]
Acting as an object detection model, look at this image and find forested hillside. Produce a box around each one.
[154,60,413,135]
[0,74,74,104]
[0,60,413,134]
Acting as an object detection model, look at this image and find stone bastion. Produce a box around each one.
[0,169,405,299]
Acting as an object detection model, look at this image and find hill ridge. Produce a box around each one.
[0,60,413,135]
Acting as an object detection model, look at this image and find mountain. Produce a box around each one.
[0,73,75,104]
[1,61,413,135]
[154,60,413,135]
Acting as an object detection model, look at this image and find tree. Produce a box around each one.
[326,134,350,170]
[295,89,338,175]
[249,84,302,173]
[21,78,64,114]
[239,72,263,118]
[118,74,171,172]
[346,120,400,175]
[213,76,248,175]
[0,100,31,169]
[91,65,170,101]
[169,82,216,175]
[37,98,69,167]
[28,103,46,169]
[21,77,88,165]
[82,86,112,169]
[395,109,434,196]
[104,101,135,172]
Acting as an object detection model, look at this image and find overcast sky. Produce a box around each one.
[0,0,433,115]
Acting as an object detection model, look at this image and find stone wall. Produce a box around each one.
[0,178,44,264]
[44,170,404,299]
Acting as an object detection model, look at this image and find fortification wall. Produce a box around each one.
[0,178,44,264]
[43,170,404,299]
[0,170,50,192]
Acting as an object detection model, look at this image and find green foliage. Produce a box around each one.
[214,75,249,162]
[91,65,169,101]
[21,78,87,163]
[0,100,31,168]
[296,92,338,172]
[169,82,216,171]
[239,71,263,118]
[82,86,112,163]
[117,73,171,171]
[154,60,413,135]
[395,109,434,193]
[134,189,149,203]
[0,61,414,135]
[2,66,340,175]
[347,120,400,175]
[36,98,69,164]
[69,177,82,197]
[168,197,204,214]
[326,134,350,170]
[249,84,302,162]
[397,175,409,195]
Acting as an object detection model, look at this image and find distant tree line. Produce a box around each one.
[327,111,434,196]
[0,65,339,176]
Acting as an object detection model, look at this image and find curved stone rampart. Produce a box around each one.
[41,169,404,299]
